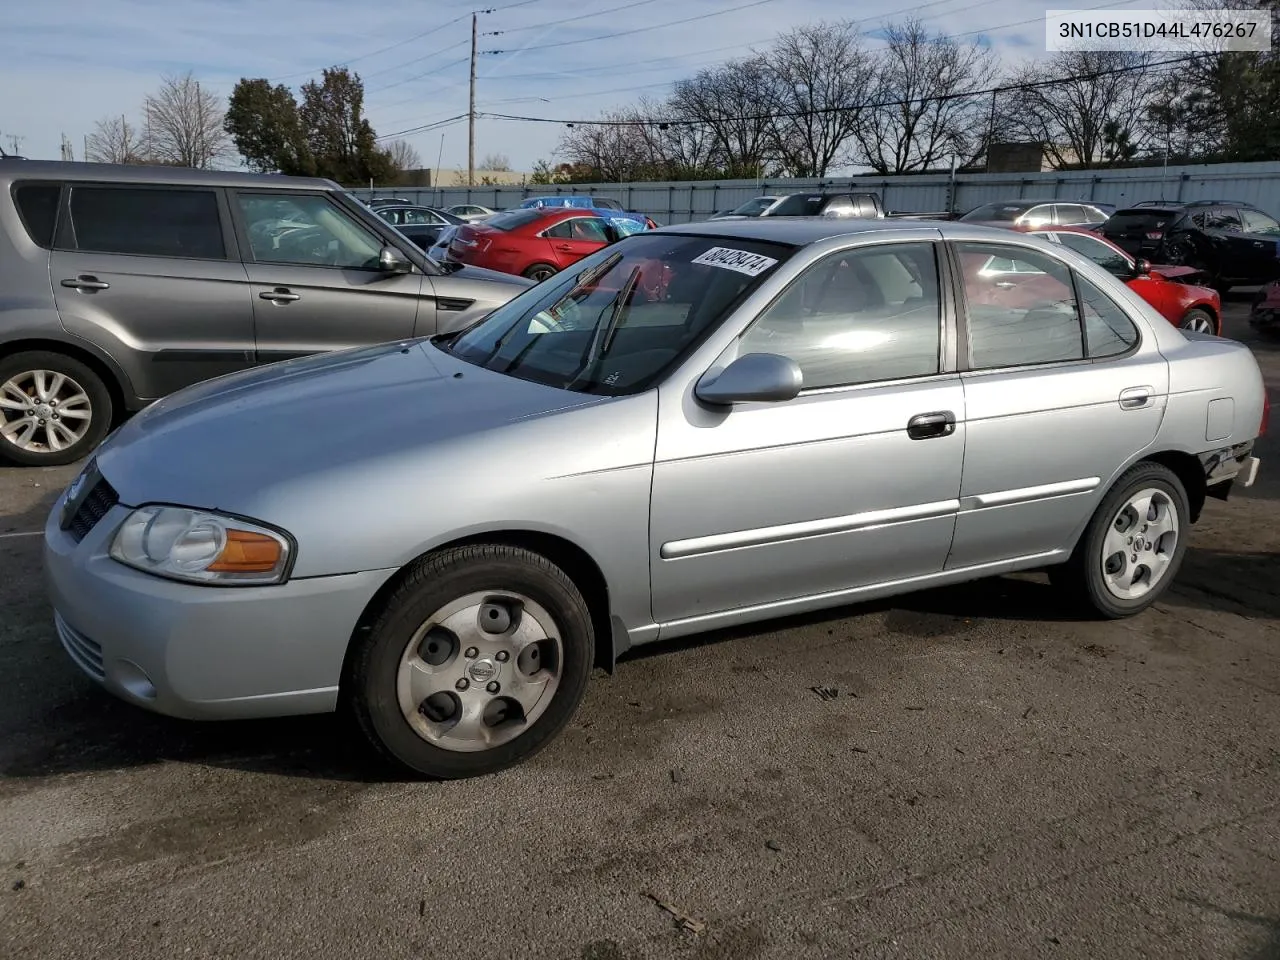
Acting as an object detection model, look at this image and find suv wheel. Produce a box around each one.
[0,352,114,467]
[346,544,594,779]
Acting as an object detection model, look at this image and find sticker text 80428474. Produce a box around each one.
[691,247,780,277]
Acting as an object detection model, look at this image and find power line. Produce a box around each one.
[484,0,665,36]
[478,52,1208,127]
[363,39,471,84]
[377,113,470,141]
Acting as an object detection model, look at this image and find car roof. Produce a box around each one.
[0,158,339,191]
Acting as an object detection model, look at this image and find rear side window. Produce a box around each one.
[66,187,225,259]
[1105,209,1179,231]
[1077,274,1139,358]
[12,182,61,248]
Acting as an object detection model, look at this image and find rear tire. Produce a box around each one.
[0,351,114,467]
[523,263,557,283]
[345,544,594,780]
[1048,462,1190,619]
[1179,307,1218,336]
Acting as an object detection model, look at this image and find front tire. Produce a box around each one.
[346,544,594,779]
[1179,307,1218,336]
[0,351,114,467]
[1049,462,1190,619]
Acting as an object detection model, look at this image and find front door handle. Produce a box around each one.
[60,276,110,292]
[906,410,956,440]
[1118,386,1154,409]
[259,288,301,304]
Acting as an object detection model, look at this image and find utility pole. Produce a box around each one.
[468,11,477,188]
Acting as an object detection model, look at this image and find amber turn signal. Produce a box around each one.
[208,530,284,573]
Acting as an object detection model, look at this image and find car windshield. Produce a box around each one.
[960,203,1035,221]
[729,197,777,216]
[768,194,828,216]
[439,233,794,395]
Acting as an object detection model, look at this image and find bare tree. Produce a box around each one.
[851,20,1000,174]
[670,57,783,177]
[767,21,876,176]
[556,112,643,181]
[480,152,511,171]
[386,139,422,171]
[143,72,229,168]
[1008,51,1162,168]
[85,115,146,164]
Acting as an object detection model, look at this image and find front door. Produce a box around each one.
[540,216,610,270]
[231,191,426,363]
[649,240,966,627]
[947,239,1168,570]
[50,183,254,399]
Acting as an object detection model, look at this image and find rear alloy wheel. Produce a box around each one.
[1179,307,1217,335]
[0,351,113,467]
[523,263,558,283]
[347,544,593,779]
[1049,462,1189,618]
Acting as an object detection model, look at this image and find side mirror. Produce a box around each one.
[379,244,412,274]
[695,353,803,406]
[603,224,621,244]
[1133,257,1151,277]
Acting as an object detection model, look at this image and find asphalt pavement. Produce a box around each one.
[1,300,1278,960]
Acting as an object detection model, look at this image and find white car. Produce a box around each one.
[447,204,497,222]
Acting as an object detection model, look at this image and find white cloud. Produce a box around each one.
[2,0,1149,171]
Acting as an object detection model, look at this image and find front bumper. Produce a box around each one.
[43,498,397,721]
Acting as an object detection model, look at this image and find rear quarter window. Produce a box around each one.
[12,182,61,248]
[66,186,226,259]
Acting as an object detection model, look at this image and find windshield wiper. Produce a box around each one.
[564,264,643,392]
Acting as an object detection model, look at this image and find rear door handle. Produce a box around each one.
[556,243,574,252]
[1118,386,1154,409]
[906,410,956,440]
[60,276,110,292]
[259,288,301,304]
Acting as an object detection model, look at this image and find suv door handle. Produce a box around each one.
[259,288,301,304]
[60,276,110,292]
[906,411,956,440]
[1118,386,1154,409]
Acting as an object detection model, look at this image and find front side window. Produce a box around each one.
[1053,231,1132,278]
[955,242,1083,369]
[443,233,793,394]
[1204,208,1243,231]
[67,186,225,259]
[1241,208,1280,235]
[237,193,383,268]
[1020,205,1054,227]
[738,242,942,389]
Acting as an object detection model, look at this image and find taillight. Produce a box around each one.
[1146,231,1163,240]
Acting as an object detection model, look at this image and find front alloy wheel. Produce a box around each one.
[347,544,593,779]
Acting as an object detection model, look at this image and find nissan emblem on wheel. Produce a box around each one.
[42,217,1266,779]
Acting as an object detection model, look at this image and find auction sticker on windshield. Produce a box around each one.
[692,246,779,276]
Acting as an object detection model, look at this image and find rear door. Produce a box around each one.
[230,190,426,363]
[1238,208,1280,283]
[947,239,1168,569]
[49,183,254,399]
[540,216,610,269]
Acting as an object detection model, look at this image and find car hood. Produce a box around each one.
[95,340,602,511]
[442,262,534,286]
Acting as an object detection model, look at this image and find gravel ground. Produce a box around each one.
[0,299,1277,960]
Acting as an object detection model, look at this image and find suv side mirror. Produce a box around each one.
[379,244,412,274]
[1133,257,1151,277]
[695,353,803,406]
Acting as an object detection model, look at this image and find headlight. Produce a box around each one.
[109,506,292,586]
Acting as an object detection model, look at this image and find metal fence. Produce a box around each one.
[348,160,1280,223]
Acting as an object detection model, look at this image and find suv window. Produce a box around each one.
[593,198,623,210]
[1021,204,1054,227]
[1054,204,1087,224]
[739,242,942,389]
[544,217,609,242]
[237,193,383,269]
[955,242,1083,368]
[66,186,225,259]
[13,182,60,248]
[1241,208,1280,235]
[769,194,827,217]
[1203,207,1243,230]
[1077,274,1139,358]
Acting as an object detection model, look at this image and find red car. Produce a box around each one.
[1010,225,1222,335]
[448,207,620,282]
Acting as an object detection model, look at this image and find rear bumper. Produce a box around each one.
[1202,442,1261,501]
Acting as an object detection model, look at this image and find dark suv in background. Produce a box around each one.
[1144,200,1280,292]
[0,161,531,466]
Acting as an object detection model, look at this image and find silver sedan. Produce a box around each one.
[43,218,1268,779]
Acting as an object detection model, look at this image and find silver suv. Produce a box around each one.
[0,161,532,466]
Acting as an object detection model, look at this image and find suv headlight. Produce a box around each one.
[109,506,293,586]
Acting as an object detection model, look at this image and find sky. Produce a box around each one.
[0,0,1155,176]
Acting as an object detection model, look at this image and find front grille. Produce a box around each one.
[55,611,105,681]
[68,476,119,543]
